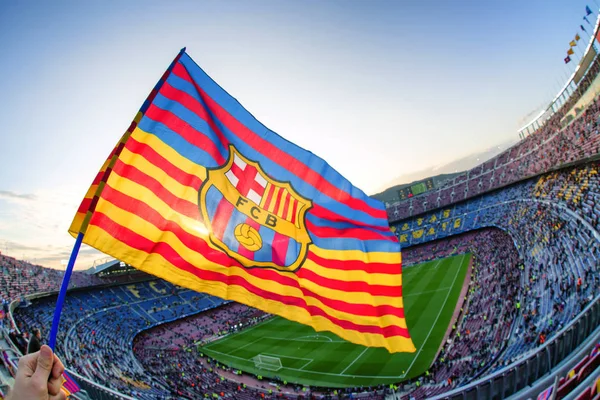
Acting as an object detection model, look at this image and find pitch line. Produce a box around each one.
[264,336,344,343]
[403,286,452,297]
[340,347,369,375]
[201,317,277,348]
[297,335,333,342]
[228,337,263,354]
[299,359,313,370]
[403,253,466,378]
[262,353,312,361]
[202,348,402,378]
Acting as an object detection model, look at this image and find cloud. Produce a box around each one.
[0,186,107,270]
[0,190,37,201]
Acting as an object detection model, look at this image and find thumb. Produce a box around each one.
[33,345,54,381]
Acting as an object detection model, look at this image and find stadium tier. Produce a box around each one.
[387,58,600,222]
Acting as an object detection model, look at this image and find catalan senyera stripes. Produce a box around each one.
[70,49,414,352]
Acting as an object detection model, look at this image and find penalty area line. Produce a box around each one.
[340,347,369,375]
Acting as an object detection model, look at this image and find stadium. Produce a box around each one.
[1,3,600,400]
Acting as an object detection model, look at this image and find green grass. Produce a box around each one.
[200,253,471,388]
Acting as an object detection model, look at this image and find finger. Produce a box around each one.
[17,353,37,377]
[49,389,67,400]
[47,376,63,396]
[51,354,65,379]
[32,345,54,381]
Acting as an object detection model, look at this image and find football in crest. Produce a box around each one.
[234,223,263,251]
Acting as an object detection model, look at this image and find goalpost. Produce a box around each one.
[252,354,283,371]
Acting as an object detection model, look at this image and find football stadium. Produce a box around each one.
[1,2,600,400]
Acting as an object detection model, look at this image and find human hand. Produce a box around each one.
[7,345,66,400]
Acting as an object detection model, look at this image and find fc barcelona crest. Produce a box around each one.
[199,145,312,273]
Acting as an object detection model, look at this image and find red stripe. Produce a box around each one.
[281,191,291,221]
[290,198,298,224]
[110,159,199,220]
[90,212,408,337]
[145,103,226,165]
[307,251,401,275]
[98,185,237,267]
[212,197,235,240]
[125,136,203,190]
[310,204,390,232]
[91,170,105,186]
[172,62,387,221]
[297,268,401,298]
[271,232,290,267]
[77,197,92,214]
[272,187,284,216]
[94,187,402,298]
[305,219,395,242]
[299,285,404,319]
[263,184,276,210]
[159,81,230,152]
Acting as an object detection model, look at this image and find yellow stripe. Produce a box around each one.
[118,147,200,202]
[82,224,415,353]
[276,188,288,217]
[105,170,205,236]
[259,183,271,209]
[310,245,401,266]
[268,186,280,213]
[91,191,405,310]
[286,197,295,222]
[302,259,403,287]
[69,212,86,236]
[130,127,207,181]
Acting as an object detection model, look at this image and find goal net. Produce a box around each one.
[252,354,283,371]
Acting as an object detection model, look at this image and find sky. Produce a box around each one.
[0,0,596,269]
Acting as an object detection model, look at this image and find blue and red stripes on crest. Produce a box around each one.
[205,185,301,267]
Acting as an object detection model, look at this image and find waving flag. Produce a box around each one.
[70,49,414,353]
[586,5,593,15]
[565,56,572,64]
[568,48,575,55]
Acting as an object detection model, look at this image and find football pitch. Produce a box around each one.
[200,253,471,388]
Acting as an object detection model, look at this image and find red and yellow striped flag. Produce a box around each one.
[70,49,414,353]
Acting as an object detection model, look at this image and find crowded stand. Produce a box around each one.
[10,281,228,398]
[0,254,102,301]
[392,161,600,396]
[387,58,600,221]
[393,229,521,399]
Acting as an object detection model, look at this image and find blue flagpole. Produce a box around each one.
[48,232,84,350]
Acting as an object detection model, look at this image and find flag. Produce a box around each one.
[565,56,572,64]
[584,16,591,24]
[570,40,577,47]
[575,34,581,41]
[70,49,415,353]
[586,5,593,15]
[60,371,81,398]
[581,25,587,32]
[568,48,575,55]
[537,386,553,400]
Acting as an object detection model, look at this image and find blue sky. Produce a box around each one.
[0,0,596,268]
